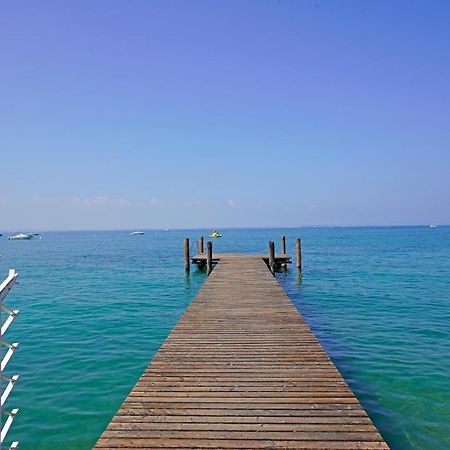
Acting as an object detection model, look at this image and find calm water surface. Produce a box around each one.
[1,227,449,449]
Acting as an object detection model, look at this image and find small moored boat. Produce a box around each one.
[210,230,222,238]
[130,231,144,236]
[8,233,34,240]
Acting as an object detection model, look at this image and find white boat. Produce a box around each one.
[429,224,437,228]
[8,233,34,240]
[130,231,144,236]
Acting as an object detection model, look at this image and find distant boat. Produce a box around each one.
[130,231,144,236]
[210,230,222,238]
[8,233,34,240]
[429,224,437,228]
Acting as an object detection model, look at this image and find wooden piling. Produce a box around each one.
[268,240,275,274]
[184,238,190,272]
[296,237,302,271]
[207,241,213,276]
[199,236,204,254]
[281,235,286,254]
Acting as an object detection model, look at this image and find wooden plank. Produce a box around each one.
[96,438,388,449]
[95,255,388,449]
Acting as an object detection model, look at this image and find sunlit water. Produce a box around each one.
[1,227,449,449]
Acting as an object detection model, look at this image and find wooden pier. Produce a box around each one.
[95,254,388,449]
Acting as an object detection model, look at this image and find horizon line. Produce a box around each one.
[1,224,448,233]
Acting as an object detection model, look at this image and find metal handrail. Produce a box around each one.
[0,270,18,303]
[1,270,19,449]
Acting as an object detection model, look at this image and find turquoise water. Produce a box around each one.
[1,227,449,449]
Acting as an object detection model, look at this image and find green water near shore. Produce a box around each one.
[1,227,449,449]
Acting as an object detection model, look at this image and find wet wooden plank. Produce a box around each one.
[95,255,388,449]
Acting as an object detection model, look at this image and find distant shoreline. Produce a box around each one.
[1,224,448,234]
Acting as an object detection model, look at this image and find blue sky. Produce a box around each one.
[1,0,449,230]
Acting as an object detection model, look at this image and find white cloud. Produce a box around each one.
[227,199,238,208]
[147,197,160,207]
[83,196,109,207]
[29,193,57,206]
[30,194,131,208]
[110,197,131,207]
[183,200,202,208]
[82,195,131,207]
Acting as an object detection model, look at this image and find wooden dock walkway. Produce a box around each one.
[95,255,388,449]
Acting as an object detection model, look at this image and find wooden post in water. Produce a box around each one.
[184,238,190,273]
[199,236,204,254]
[207,241,213,276]
[296,237,302,272]
[281,235,286,254]
[269,241,275,275]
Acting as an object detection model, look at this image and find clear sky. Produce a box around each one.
[1,0,449,230]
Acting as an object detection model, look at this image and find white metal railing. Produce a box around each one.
[1,269,19,450]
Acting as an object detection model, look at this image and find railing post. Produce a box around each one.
[296,237,302,272]
[199,236,204,255]
[207,241,213,276]
[184,238,190,273]
[281,235,286,254]
[268,241,275,275]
